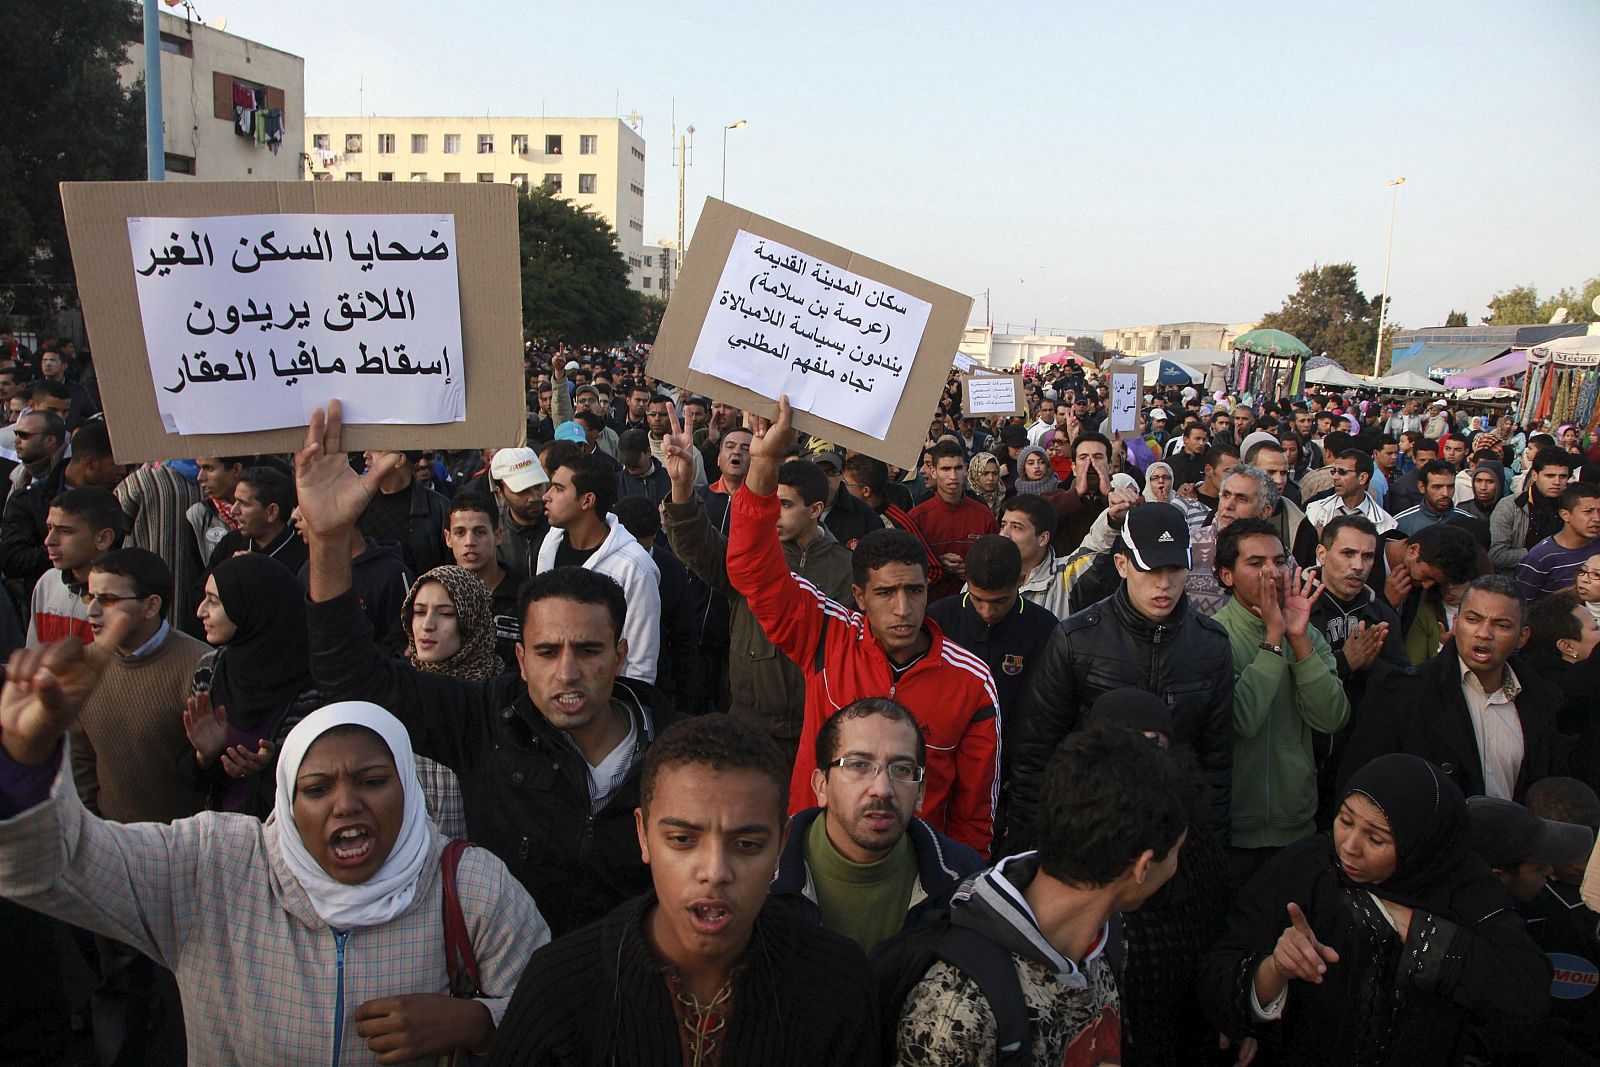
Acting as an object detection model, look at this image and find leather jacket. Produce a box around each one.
[1006,585,1234,848]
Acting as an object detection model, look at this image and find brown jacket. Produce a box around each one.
[663,492,854,762]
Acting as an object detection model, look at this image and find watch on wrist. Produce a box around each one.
[1259,640,1284,656]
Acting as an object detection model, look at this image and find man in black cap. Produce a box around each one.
[1469,794,1594,906]
[1007,501,1234,849]
[814,449,885,551]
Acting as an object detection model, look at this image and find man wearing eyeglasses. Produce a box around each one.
[771,698,984,953]
[1303,448,1397,536]
[66,548,206,1067]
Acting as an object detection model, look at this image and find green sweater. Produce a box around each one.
[1214,597,1351,848]
[806,814,918,952]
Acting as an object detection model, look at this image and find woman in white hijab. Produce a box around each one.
[0,636,547,1066]
[1143,460,1175,503]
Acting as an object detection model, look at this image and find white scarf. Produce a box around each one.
[272,702,433,929]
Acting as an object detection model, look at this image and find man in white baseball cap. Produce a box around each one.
[490,448,550,575]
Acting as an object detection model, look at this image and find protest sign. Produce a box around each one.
[61,181,524,461]
[650,198,972,469]
[1105,360,1142,439]
[961,372,1024,417]
[953,351,979,374]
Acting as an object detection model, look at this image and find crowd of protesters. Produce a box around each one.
[0,322,1597,1065]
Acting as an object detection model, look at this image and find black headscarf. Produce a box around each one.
[1338,753,1505,921]
[206,553,311,730]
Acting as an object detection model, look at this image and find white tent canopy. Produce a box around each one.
[1370,369,1447,392]
[1304,364,1367,388]
[1530,334,1600,361]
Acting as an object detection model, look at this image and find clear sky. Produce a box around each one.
[217,0,1599,335]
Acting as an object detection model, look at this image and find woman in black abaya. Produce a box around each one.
[1201,753,1549,1065]
[182,553,322,817]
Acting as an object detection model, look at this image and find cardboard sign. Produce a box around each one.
[953,351,979,374]
[961,372,1024,417]
[1104,360,1141,439]
[649,198,972,469]
[62,182,525,461]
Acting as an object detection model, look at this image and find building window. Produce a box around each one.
[578,174,597,194]
[642,277,652,289]
[580,134,598,155]
[545,135,562,155]
[443,172,460,182]
[628,182,644,198]
[313,133,330,151]
[510,173,528,188]
[1179,335,1192,349]
[1159,336,1172,351]
[411,134,428,153]
[345,172,363,181]
[164,152,196,174]
[312,172,333,181]
[630,146,644,162]
[628,255,642,269]
[158,32,193,57]
[410,172,429,182]
[377,134,395,154]
[345,134,362,154]
[478,134,494,154]
[377,172,394,181]
[511,134,528,154]
[644,255,653,267]
[628,219,643,233]
[477,172,494,183]
[443,134,461,154]
[542,173,562,193]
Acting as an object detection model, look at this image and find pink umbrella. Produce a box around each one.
[1038,349,1079,365]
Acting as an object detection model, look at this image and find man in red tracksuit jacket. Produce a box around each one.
[709,398,1000,858]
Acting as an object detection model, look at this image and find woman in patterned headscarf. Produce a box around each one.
[966,451,1007,515]
[400,566,502,838]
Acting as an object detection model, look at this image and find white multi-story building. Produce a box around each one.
[118,12,305,181]
[303,116,650,289]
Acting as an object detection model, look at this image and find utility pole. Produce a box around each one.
[143,0,164,179]
[721,120,746,200]
[673,106,694,288]
[1373,177,1406,376]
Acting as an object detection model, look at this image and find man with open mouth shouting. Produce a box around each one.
[490,714,881,1065]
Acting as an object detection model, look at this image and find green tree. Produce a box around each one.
[518,187,641,345]
[1444,310,1469,327]
[636,294,668,344]
[0,0,145,321]
[1066,334,1107,357]
[1483,279,1599,325]
[1483,286,1541,325]
[1257,263,1383,373]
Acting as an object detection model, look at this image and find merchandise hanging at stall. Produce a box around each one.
[1228,328,1311,400]
[1522,335,1600,431]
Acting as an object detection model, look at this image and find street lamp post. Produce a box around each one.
[1373,177,1406,377]
[722,120,747,201]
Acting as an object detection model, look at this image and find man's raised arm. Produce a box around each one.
[294,402,487,773]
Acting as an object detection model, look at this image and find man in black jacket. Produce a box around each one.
[297,402,671,936]
[1340,575,1568,802]
[925,535,1057,754]
[355,448,449,576]
[1007,502,1234,848]
[489,715,879,1066]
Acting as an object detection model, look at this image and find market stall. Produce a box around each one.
[1521,334,1600,429]
[1228,328,1311,399]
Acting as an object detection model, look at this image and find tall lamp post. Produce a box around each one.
[722,120,747,201]
[1372,177,1406,377]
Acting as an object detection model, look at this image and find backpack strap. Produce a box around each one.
[439,839,483,999]
[936,925,1031,1067]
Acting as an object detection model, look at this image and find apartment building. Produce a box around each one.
[119,11,305,180]
[304,116,650,289]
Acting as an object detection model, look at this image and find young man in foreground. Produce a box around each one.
[490,715,879,1065]
[877,725,1193,1066]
